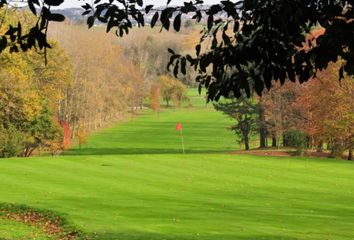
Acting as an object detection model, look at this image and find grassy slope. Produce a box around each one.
[66,88,237,156]
[0,90,354,240]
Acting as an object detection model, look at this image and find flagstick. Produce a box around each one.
[180,129,185,154]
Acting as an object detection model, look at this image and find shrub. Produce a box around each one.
[0,125,23,158]
[283,130,307,155]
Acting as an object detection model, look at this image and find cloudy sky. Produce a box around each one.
[59,0,220,8]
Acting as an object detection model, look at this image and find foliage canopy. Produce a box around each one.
[0,0,353,100]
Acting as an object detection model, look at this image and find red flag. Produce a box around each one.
[176,122,182,131]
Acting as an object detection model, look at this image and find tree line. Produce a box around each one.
[0,10,71,157]
[215,63,353,160]
[0,12,192,158]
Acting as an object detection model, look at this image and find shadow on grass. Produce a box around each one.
[94,232,299,240]
[64,148,231,156]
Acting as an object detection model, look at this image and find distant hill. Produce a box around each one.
[53,8,86,22]
[53,6,217,25]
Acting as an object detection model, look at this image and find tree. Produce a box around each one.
[171,80,188,108]
[76,121,87,150]
[60,120,70,150]
[159,75,175,107]
[159,75,188,107]
[261,82,302,148]
[294,63,354,160]
[20,108,63,157]
[255,63,353,159]
[257,97,267,148]
[0,124,23,158]
[50,22,145,135]
[214,95,259,150]
[149,83,161,115]
[0,10,71,158]
[0,0,353,100]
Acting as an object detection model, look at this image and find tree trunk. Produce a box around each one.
[258,103,267,148]
[330,140,344,158]
[245,135,250,151]
[272,136,277,148]
[282,133,288,147]
[259,129,267,148]
[311,135,315,150]
[348,147,353,161]
[27,148,35,157]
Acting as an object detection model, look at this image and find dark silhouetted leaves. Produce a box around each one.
[28,0,37,15]
[173,14,182,32]
[87,16,95,28]
[44,0,63,6]
[196,44,201,56]
[0,0,353,98]
[145,5,153,14]
[47,13,65,22]
[136,0,143,7]
[151,11,159,28]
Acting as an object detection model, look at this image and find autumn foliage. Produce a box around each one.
[150,84,161,114]
[214,61,353,159]
[60,120,71,150]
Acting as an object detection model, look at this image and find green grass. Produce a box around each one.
[67,89,236,156]
[0,218,51,240]
[1,90,354,239]
[0,203,86,239]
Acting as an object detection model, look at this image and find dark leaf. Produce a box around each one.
[233,21,239,32]
[150,11,159,28]
[87,16,95,28]
[168,48,175,54]
[0,36,7,52]
[82,3,91,10]
[209,4,222,14]
[136,0,143,7]
[145,5,153,14]
[44,0,64,7]
[222,31,230,45]
[161,8,174,30]
[10,45,18,53]
[47,13,65,22]
[17,22,22,39]
[106,18,115,32]
[137,11,144,26]
[31,0,40,5]
[173,13,181,32]
[181,57,186,75]
[198,83,202,94]
[28,0,37,15]
[207,14,213,31]
[186,54,193,63]
[196,44,201,56]
[5,26,17,36]
[174,61,179,77]
[82,10,91,16]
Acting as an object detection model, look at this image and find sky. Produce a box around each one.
[59,0,220,8]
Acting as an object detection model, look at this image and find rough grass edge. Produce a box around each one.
[0,203,91,240]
